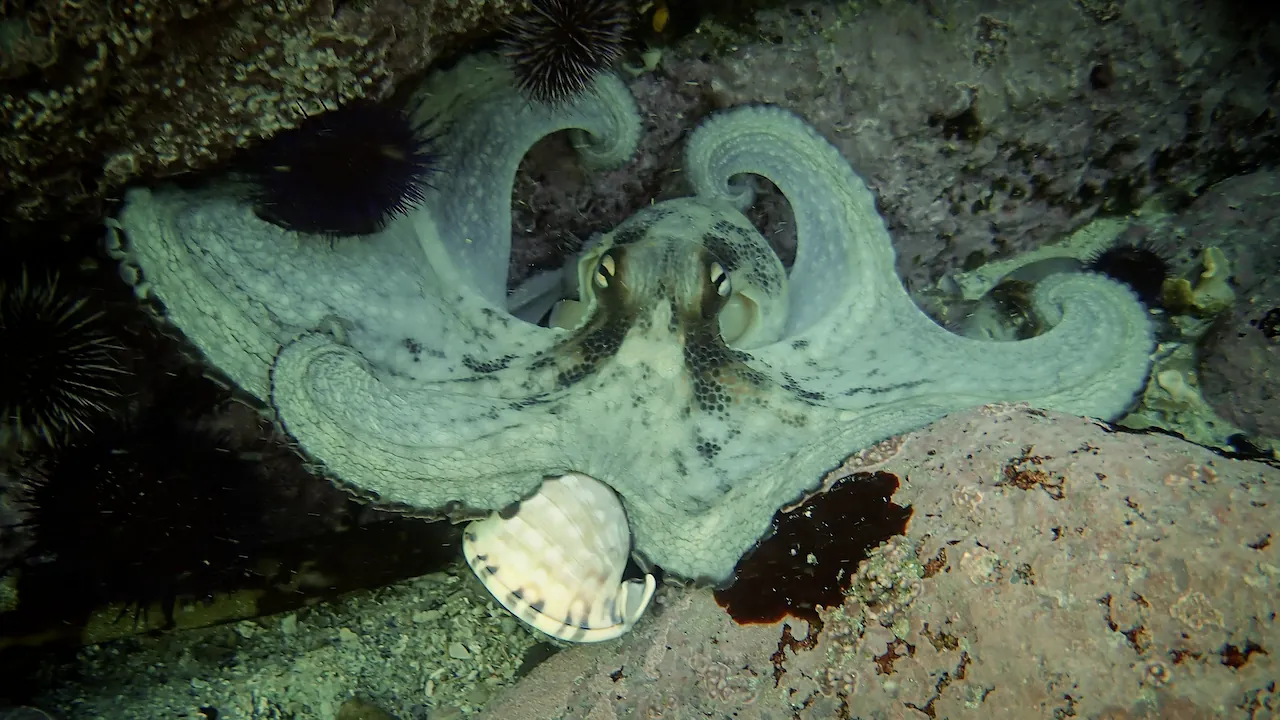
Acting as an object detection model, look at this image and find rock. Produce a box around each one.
[479,406,1280,719]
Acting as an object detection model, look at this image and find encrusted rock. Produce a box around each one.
[477,408,1280,719]
[0,0,516,235]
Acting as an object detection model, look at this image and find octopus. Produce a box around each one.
[107,53,1153,593]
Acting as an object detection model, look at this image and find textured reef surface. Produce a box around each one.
[479,407,1279,720]
[26,408,1278,719]
[0,0,515,230]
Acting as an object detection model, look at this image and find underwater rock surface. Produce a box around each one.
[0,0,515,231]
[480,407,1279,720]
[26,407,1277,719]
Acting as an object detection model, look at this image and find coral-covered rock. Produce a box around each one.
[480,406,1280,719]
[0,0,514,234]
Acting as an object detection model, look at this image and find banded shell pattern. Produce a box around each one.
[463,472,657,642]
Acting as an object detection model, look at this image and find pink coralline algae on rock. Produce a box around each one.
[479,406,1279,719]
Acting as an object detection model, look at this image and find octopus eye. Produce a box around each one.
[709,261,730,297]
[594,252,617,289]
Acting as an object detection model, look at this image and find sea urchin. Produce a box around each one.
[248,100,441,238]
[1086,239,1172,308]
[501,0,631,105]
[0,269,127,449]
[14,414,267,630]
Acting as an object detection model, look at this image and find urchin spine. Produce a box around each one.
[502,0,632,104]
[0,270,127,448]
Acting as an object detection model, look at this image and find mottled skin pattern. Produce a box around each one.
[110,54,1154,582]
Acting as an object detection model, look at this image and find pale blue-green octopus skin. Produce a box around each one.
[107,53,1153,583]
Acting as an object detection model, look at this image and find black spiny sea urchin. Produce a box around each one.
[248,100,441,238]
[0,269,127,448]
[502,0,632,105]
[1086,239,1172,308]
[14,414,267,630]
